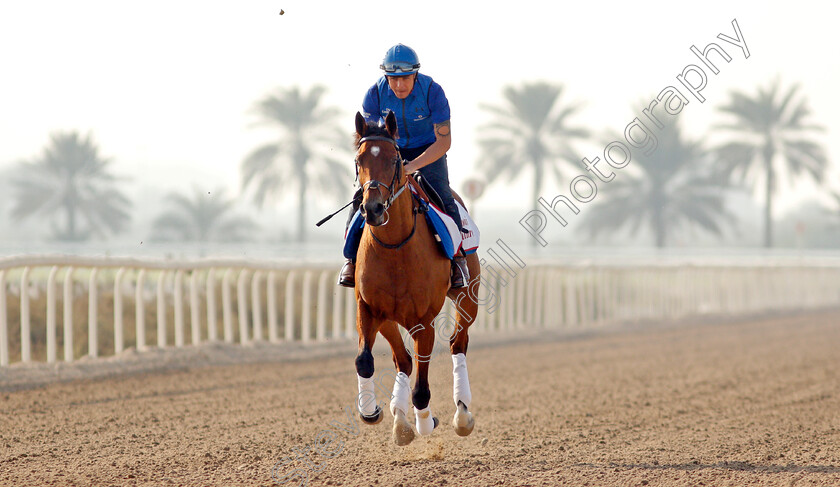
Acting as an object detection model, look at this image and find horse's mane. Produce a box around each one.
[354,121,395,148]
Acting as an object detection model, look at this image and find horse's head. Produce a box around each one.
[354,110,403,226]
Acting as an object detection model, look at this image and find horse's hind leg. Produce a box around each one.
[379,321,415,446]
[355,301,383,425]
[448,253,480,436]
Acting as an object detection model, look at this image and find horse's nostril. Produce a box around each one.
[363,201,385,222]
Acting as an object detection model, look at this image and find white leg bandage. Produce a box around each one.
[389,371,411,417]
[452,353,472,408]
[414,406,436,435]
[357,375,378,417]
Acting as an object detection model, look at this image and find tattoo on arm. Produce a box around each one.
[434,120,451,138]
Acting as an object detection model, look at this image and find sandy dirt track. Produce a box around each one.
[1,311,839,487]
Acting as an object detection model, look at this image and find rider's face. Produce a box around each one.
[387,74,416,99]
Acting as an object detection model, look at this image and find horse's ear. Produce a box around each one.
[355,112,367,137]
[384,110,398,138]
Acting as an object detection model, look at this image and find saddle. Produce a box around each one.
[408,172,445,211]
[343,176,479,261]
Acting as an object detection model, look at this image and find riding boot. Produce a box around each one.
[450,256,469,289]
[338,258,356,288]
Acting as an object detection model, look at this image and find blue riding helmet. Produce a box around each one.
[380,44,420,77]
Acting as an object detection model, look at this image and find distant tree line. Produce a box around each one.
[476,79,831,248]
[7,79,836,248]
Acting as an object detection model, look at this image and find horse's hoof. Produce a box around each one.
[360,405,383,425]
[433,416,439,430]
[414,407,437,435]
[392,410,415,446]
[453,401,475,437]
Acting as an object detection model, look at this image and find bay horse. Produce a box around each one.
[352,111,480,446]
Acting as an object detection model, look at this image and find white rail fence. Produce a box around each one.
[1,256,839,367]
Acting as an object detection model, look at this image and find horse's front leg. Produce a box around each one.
[411,318,439,436]
[379,321,415,446]
[355,300,383,424]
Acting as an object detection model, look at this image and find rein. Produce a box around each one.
[356,134,418,250]
[369,205,419,250]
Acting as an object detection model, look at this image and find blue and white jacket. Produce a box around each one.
[361,73,450,149]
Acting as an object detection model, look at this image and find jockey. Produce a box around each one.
[338,43,470,289]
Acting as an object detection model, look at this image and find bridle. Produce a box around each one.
[355,135,418,249]
[355,135,409,226]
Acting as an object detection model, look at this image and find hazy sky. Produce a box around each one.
[2,0,838,225]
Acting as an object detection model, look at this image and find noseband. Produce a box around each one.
[356,136,408,226]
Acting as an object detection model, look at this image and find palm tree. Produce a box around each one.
[477,82,589,222]
[11,131,131,241]
[715,79,828,247]
[150,187,258,242]
[580,121,733,247]
[241,85,351,242]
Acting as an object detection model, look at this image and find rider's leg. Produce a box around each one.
[417,156,469,289]
[338,188,363,288]
[417,156,465,233]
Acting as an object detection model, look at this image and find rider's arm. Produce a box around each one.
[404,120,451,173]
